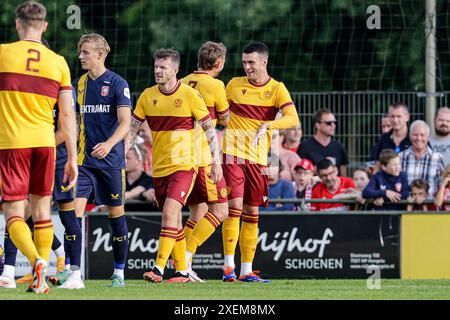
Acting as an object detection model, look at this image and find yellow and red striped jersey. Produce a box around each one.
[223,76,295,165]
[0,40,72,149]
[181,71,229,166]
[133,81,211,177]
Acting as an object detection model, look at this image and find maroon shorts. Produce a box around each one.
[222,155,269,207]
[153,168,197,208]
[0,147,55,201]
[187,165,228,205]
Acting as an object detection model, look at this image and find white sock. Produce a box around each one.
[155,265,164,275]
[185,251,193,270]
[113,268,124,279]
[178,270,188,276]
[54,245,65,258]
[240,262,252,276]
[64,264,71,271]
[224,255,235,269]
[2,265,15,279]
[71,269,81,280]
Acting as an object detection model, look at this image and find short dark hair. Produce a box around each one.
[243,42,269,57]
[379,149,399,166]
[389,102,409,113]
[410,179,429,192]
[16,1,46,28]
[153,48,180,66]
[316,158,335,172]
[313,108,333,124]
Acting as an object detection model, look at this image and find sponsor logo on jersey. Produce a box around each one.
[80,104,111,113]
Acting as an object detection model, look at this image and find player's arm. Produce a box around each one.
[58,90,78,189]
[201,118,223,183]
[91,107,132,159]
[55,118,64,146]
[218,112,230,127]
[254,106,299,145]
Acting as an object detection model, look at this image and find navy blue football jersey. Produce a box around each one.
[73,70,132,169]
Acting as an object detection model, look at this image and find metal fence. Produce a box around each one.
[131,91,450,172]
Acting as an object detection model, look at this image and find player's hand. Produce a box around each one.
[91,141,113,159]
[386,190,401,203]
[252,122,269,146]
[143,188,156,203]
[210,163,223,184]
[374,197,384,207]
[63,159,78,191]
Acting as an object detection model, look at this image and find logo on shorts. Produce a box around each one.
[101,86,109,96]
[263,196,269,202]
[220,187,228,198]
[175,99,183,108]
[111,193,119,200]
[180,191,186,198]
[61,185,69,192]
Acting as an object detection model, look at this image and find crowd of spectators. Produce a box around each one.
[122,103,450,213]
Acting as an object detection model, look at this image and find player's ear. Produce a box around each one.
[15,19,21,32]
[42,21,48,33]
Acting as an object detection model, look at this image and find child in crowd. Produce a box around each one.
[362,149,409,210]
[407,179,431,212]
[292,159,316,210]
[332,168,370,210]
[435,164,450,211]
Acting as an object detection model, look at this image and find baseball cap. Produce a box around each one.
[294,159,314,172]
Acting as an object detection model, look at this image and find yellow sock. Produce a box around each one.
[184,218,197,243]
[186,212,220,255]
[172,229,187,272]
[239,212,259,263]
[155,227,177,271]
[7,217,40,266]
[222,208,241,256]
[33,220,54,262]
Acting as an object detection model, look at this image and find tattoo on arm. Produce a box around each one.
[201,119,221,164]
[130,117,143,146]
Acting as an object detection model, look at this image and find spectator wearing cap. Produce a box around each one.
[310,159,355,212]
[297,108,349,176]
[399,120,444,199]
[293,159,317,210]
[260,163,296,212]
[370,103,411,172]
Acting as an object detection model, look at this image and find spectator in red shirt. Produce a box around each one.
[310,158,355,212]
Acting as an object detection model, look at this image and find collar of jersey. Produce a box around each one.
[158,80,181,96]
[248,77,271,87]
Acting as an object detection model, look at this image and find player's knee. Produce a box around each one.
[108,205,125,218]
[208,203,228,221]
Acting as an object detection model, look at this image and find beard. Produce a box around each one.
[435,127,450,136]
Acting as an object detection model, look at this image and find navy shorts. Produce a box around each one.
[75,166,125,206]
[53,170,74,202]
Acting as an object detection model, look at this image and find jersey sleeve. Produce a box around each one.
[59,56,72,91]
[275,82,295,110]
[191,91,211,125]
[225,78,234,105]
[133,92,146,123]
[115,78,132,109]
[215,80,229,118]
[72,79,80,113]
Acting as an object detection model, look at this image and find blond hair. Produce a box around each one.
[16,1,46,29]
[78,33,111,56]
[197,41,227,70]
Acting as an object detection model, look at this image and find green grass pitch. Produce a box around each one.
[1,279,450,300]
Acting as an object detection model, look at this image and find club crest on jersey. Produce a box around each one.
[264,90,272,99]
[175,99,183,108]
[101,86,109,96]
[153,99,158,106]
[242,89,247,95]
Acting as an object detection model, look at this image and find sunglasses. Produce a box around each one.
[320,121,337,126]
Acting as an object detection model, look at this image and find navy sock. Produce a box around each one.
[109,215,128,270]
[59,209,82,268]
[4,231,18,267]
[52,234,62,251]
